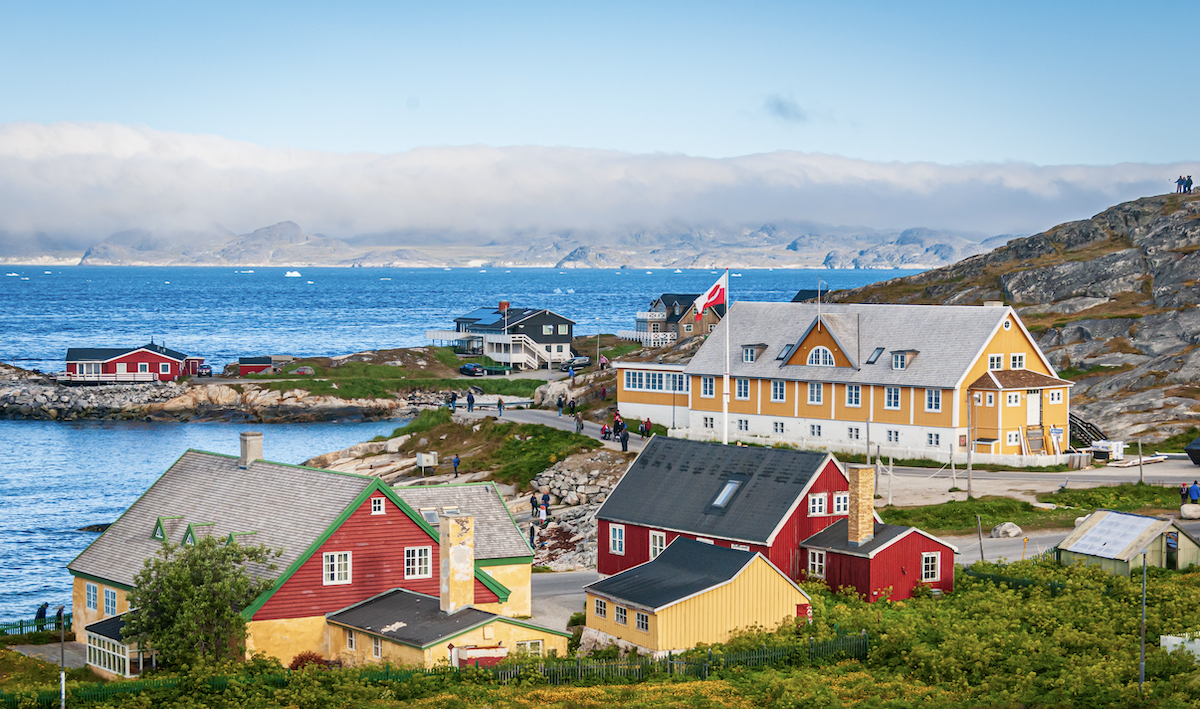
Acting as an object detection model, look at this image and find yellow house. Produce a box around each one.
[618,301,1072,464]
[582,537,811,657]
[1056,510,1200,576]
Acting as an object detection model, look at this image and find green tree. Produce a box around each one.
[125,537,280,665]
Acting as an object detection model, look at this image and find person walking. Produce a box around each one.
[1182,482,1190,506]
[600,385,607,400]
[449,391,458,413]
[569,398,576,416]
[497,398,505,416]
[574,411,584,435]
[452,453,460,478]
[1190,480,1200,505]
[643,417,652,439]
[569,366,575,384]
[542,491,551,510]
[557,395,564,417]
[530,493,538,516]
[1178,176,1187,193]
[620,428,629,452]
[34,602,47,631]
[466,391,475,412]
[529,523,537,549]
[1187,176,1194,194]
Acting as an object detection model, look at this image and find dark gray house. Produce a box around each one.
[426,301,575,370]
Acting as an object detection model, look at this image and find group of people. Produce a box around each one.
[446,390,476,413]
[1176,175,1193,193]
[556,395,577,417]
[1181,480,1200,505]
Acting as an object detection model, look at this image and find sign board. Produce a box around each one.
[1050,427,1064,441]
[959,435,967,447]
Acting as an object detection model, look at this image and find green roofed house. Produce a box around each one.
[1055,509,1200,576]
[67,432,540,670]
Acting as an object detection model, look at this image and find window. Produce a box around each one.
[543,325,554,335]
[1006,431,1021,446]
[421,509,440,525]
[847,426,860,440]
[713,480,742,508]
[986,392,995,406]
[1007,392,1021,407]
[404,547,431,579]
[1011,353,1026,370]
[683,323,692,333]
[884,387,901,410]
[742,347,756,363]
[988,354,1002,370]
[516,640,543,656]
[887,429,899,443]
[703,416,714,429]
[347,631,356,650]
[104,589,117,616]
[927,433,940,447]
[892,352,907,370]
[371,498,385,515]
[615,606,627,625]
[610,525,625,555]
[545,345,551,352]
[324,552,352,585]
[86,582,98,610]
[925,389,942,412]
[709,324,716,332]
[810,424,822,437]
[922,552,940,582]
[650,531,666,559]
[1049,390,1063,404]
[808,382,823,405]
[809,493,827,515]
[735,378,749,399]
[773,421,785,434]
[636,612,649,632]
[701,376,715,398]
[558,324,569,335]
[138,362,149,373]
[159,363,170,374]
[807,346,835,366]
[737,418,749,431]
[372,636,382,658]
[834,492,849,514]
[808,550,826,578]
[776,343,795,360]
[845,384,861,407]
[771,380,786,402]
[866,347,885,364]
[557,344,564,353]
[594,598,607,618]
[1003,319,1013,331]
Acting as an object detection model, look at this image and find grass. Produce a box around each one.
[261,373,543,399]
[0,648,100,691]
[1152,427,1199,453]
[834,451,1069,473]
[1056,363,1133,381]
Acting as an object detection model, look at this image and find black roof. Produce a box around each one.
[454,306,574,332]
[597,437,831,544]
[141,342,189,361]
[85,613,128,642]
[239,356,273,365]
[327,589,499,648]
[801,519,916,558]
[586,537,759,609]
[65,342,188,362]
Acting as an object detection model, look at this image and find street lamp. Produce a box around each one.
[56,605,65,709]
[1140,548,1148,696]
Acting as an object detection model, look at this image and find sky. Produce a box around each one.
[1,1,1198,245]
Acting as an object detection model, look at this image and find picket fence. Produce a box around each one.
[0,632,868,708]
[0,614,72,637]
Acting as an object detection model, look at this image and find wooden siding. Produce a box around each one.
[785,324,854,368]
[868,532,955,601]
[68,350,182,381]
[253,495,498,621]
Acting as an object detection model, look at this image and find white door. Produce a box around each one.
[1027,390,1040,426]
[116,363,127,374]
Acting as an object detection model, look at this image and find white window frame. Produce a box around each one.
[925,389,942,413]
[847,426,860,441]
[556,344,564,353]
[701,376,715,398]
[542,325,553,335]
[921,552,940,582]
[594,598,607,618]
[927,433,940,447]
[808,550,826,579]
[609,524,625,555]
[892,352,907,370]
[1006,392,1021,407]
[810,424,822,437]
[683,323,692,333]
[737,418,749,431]
[636,612,649,632]
[615,606,627,625]
[1006,431,1021,446]
[103,588,117,616]
[703,416,714,429]
[558,324,569,335]
[159,362,170,374]
[371,497,385,515]
[86,582,98,610]
[695,537,714,544]
[807,346,835,367]
[887,429,899,443]
[808,382,823,405]
[986,392,995,407]
[735,378,750,400]
[884,386,901,410]
[1049,390,1063,404]
[742,347,756,363]
[138,362,149,373]
[372,636,382,658]
[516,640,543,656]
[323,551,352,585]
[404,547,432,579]
[731,543,751,551]
[808,493,827,516]
[347,630,356,650]
[845,384,861,408]
[988,354,1002,370]
[650,531,666,559]
[773,421,784,434]
[1011,353,1026,370]
[834,492,849,514]
[771,380,786,402]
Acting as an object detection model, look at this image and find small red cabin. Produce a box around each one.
[238,357,274,375]
[64,343,197,383]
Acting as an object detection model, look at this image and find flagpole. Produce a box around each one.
[723,267,730,445]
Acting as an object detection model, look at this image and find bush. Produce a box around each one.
[288,650,325,671]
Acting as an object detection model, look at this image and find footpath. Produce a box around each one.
[456,406,650,455]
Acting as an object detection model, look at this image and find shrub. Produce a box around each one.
[288,650,325,671]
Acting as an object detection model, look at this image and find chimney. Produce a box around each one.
[239,431,263,469]
[439,514,475,614]
[498,300,510,312]
[846,464,875,547]
[983,300,1003,307]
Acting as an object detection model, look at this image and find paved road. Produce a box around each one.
[459,407,649,455]
[10,641,87,669]
[887,457,1199,487]
[530,569,598,632]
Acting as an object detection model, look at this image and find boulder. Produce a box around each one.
[1074,515,1091,527]
[386,434,411,453]
[990,522,1023,538]
[1181,504,1200,520]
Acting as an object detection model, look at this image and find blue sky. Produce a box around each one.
[3,1,1194,164]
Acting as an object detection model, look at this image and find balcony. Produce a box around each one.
[636,311,668,320]
[618,330,677,347]
[56,372,157,383]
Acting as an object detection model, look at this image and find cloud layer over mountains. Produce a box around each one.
[0,122,1192,250]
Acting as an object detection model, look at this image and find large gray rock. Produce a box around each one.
[1000,249,1145,304]
[1182,504,1200,521]
[990,522,1023,538]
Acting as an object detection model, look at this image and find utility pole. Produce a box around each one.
[1140,549,1147,695]
[976,515,985,564]
[966,395,974,499]
[57,605,65,709]
[1138,441,1145,484]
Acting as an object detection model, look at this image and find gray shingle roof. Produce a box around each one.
[596,437,831,544]
[395,483,533,560]
[68,450,373,587]
[684,302,1019,389]
[327,589,499,648]
[801,518,959,558]
[65,347,135,362]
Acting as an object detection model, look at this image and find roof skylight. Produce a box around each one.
[866,347,885,364]
[712,480,742,508]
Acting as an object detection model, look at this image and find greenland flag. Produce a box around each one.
[695,272,727,321]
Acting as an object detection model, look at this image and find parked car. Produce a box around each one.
[293,366,315,375]
[197,364,213,377]
[559,356,591,371]
[459,363,485,376]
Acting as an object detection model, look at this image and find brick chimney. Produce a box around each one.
[239,431,263,469]
[439,514,475,615]
[498,300,510,312]
[846,464,875,547]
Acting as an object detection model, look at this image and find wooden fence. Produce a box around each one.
[0,613,71,637]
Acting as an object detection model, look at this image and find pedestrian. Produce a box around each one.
[600,354,609,370]
[452,453,460,477]
[600,385,606,399]
[643,417,652,439]
[497,397,504,416]
[466,391,475,412]
[601,423,610,440]
[575,411,584,435]
[1188,175,1194,194]
[539,503,548,527]
[530,493,538,515]
[1190,480,1200,504]
[569,398,576,415]
[569,366,575,383]
[557,395,564,417]
[542,491,551,509]
[449,391,458,412]
[35,602,47,631]
[529,523,537,549]
[1182,482,1190,506]
[1178,176,1187,193]
[620,428,629,452]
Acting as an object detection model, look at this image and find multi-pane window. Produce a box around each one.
[743,347,756,363]
[807,347,835,366]
[847,427,860,440]
[558,324,569,335]
[810,424,822,437]
[371,497,385,515]
[1006,431,1021,446]
[1049,390,1063,404]
[615,606,628,625]
[773,421,785,434]
[346,630,356,650]
[703,416,714,429]
[138,363,149,373]
[922,552,940,581]
[701,376,715,398]
[86,583,98,610]
[988,354,1002,370]
[927,433,940,447]
[372,636,382,658]
[324,552,352,585]
[543,325,554,335]
[516,640,544,656]
[650,531,666,559]
[404,547,431,579]
[809,493,827,515]
[735,379,750,399]
[925,389,941,412]
[1007,392,1021,407]
[1011,353,1026,370]
[771,380,786,402]
[892,353,907,370]
[625,371,670,391]
[887,430,899,443]
[594,598,607,618]
[845,384,861,407]
[884,386,901,410]
[159,363,170,374]
[834,492,849,514]
[104,589,117,616]
[808,550,826,579]
[610,525,625,554]
[808,382,823,405]
[636,612,649,632]
[737,419,749,431]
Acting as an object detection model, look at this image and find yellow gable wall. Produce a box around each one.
[473,563,531,617]
[786,324,853,368]
[329,624,424,667]
[586,593,659,651]
[329,620,568,668]
[246,616,331,667]
[71,577,131,641]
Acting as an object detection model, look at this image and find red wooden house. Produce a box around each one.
[238,357,274,375]
[64,342,202,383]
[800,464,957,601]
[596,437,878,579]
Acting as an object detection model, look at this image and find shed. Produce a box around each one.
[1056,509,1200,575]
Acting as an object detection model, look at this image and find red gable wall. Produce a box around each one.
[253,495,498,621]
[868,532,955,601]
[110,350,180,381]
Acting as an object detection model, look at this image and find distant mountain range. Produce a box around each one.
[0,220,1018,269]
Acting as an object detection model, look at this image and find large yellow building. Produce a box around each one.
[617,301,1072,465]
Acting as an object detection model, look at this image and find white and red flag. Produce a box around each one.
[695,271,727,321]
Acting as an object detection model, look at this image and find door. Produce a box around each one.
[1026,390,1040,426]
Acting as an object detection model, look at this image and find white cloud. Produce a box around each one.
[0,121,1193,245]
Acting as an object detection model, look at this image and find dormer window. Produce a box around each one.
[807,346,835,367]
[866,347,884,364]
[892,353,907,370]
[743,347,756,363]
